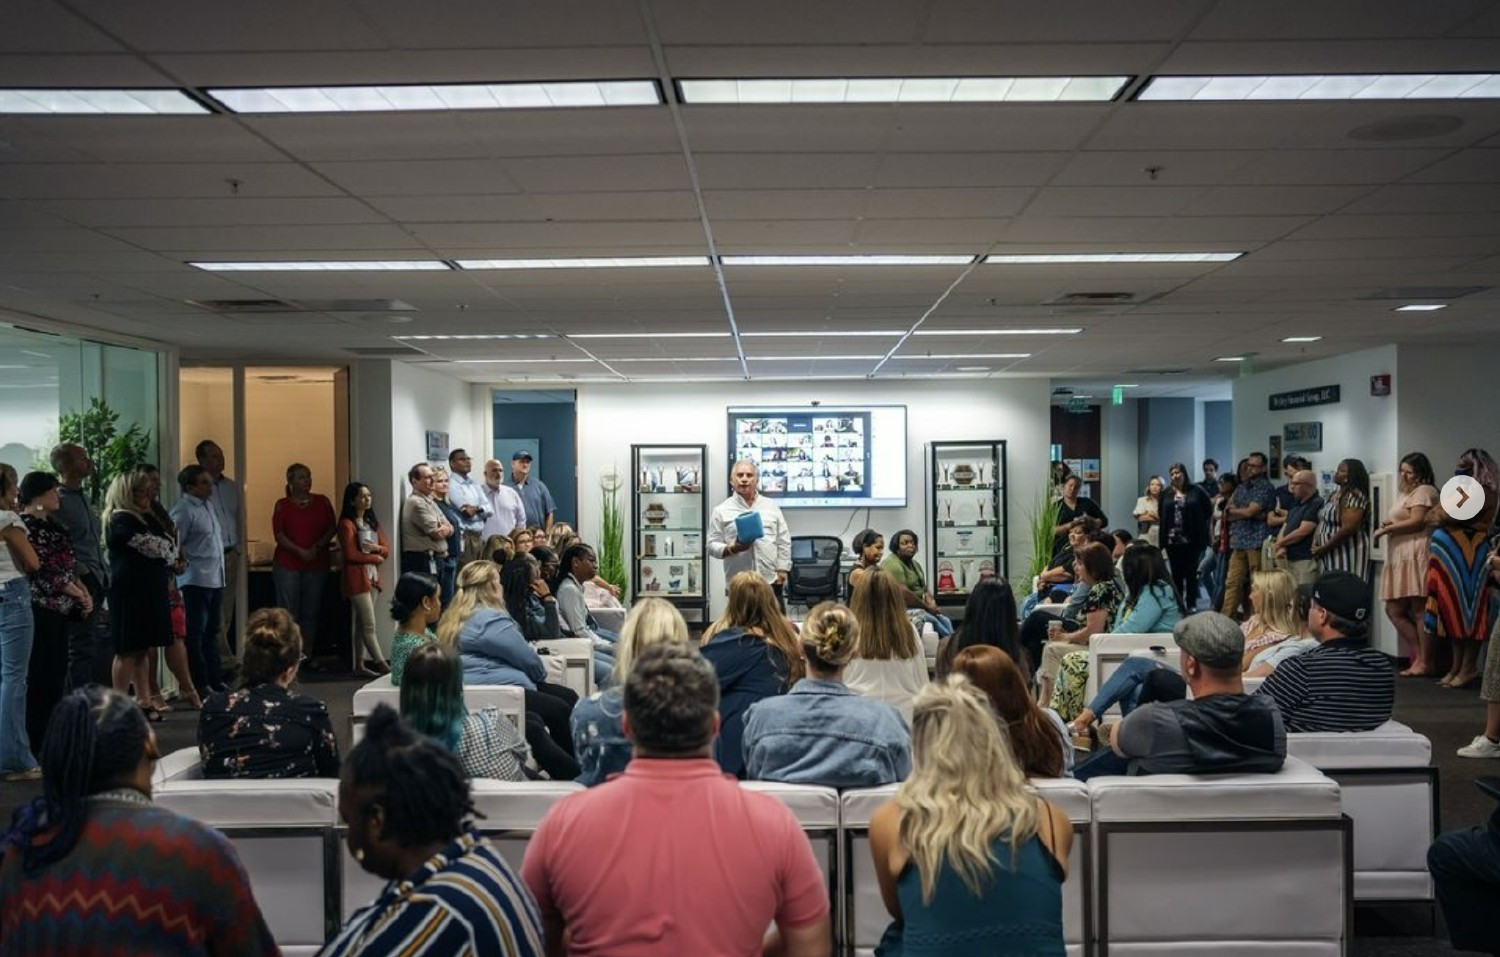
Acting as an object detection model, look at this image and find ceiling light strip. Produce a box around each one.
[207,81,662,114]
[567,332,731,339]
[454,257,708,270]
[1138,73,1500,101]
[913,328,1083,336]
[679,76,1130,104]
[722,255,975,267]
[0,88,209,114]
[984,252,1242,264]
[190,260,450,272]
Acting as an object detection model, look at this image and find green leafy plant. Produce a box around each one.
[598,467,627,597]
[1021,484,1058,584]
[57,397,152,505]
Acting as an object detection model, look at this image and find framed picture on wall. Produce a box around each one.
[425,430,449,462]
[1283,421,1323,453]
[1268,435,1283,479]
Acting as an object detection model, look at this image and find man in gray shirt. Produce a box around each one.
[1075,612,1286,780]
[50,443,108,688]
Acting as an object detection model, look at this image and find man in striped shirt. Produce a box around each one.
[1258,571,1394,733]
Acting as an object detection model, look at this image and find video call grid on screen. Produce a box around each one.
[727,405,908,508]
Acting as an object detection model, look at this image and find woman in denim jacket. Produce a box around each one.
[743,602,911,788]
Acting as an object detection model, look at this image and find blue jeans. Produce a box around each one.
[272,566,325,647]
[922,610,954,638]
[1075,748,1131,781]
[592,650,615,688]
[0,577,36,773]
[1085,655,1185,719]
[181,585,224,693]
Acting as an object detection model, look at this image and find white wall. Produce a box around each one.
[1100,399,1139,532]
[1233,345,1400,653]
[1397,345,1500,475]
[571,378,1052,616]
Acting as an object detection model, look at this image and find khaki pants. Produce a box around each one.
[1279,557,1319,587]
[1040,638,1088,683]
[218,549,241,668]
[1220,547,1263,617]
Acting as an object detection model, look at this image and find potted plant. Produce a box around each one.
[598,467,627,598]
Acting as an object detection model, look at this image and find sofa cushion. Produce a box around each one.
[1031,776,1091,822]
[740,781,840,828]
[1287,720,1432,769]
[469,779,585,830]
[1088,756,1340,821]
[154,778,340,827]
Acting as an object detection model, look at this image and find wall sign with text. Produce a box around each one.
[1268,384,1341,411]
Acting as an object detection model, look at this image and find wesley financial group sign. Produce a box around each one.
[1269,384,1340,412]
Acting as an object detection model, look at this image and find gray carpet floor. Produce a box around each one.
[2,671,1497,955]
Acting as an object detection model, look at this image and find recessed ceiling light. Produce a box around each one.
[913,328,1083,336]
[393,334,555,340]
[567,332,731,339]
[722,255,974,267]
[1071,395,1096,400]
[190,260,449,271]
[739,330,904,337]
[1215,356,1246,362]
[1395,304,1447,312]
[984,252,1242,264]
[0,89,209,114]
[1281,336,1323,343]
[1113,383,1140,388]
[207,81,661,113]
[678,76,1130,104]
[456,257,708,270]
[1138,73,1500,102]
[955,366,992,372]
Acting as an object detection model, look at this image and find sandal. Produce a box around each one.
[142,704,166,723]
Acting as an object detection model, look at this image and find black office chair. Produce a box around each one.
[785,535,844,611]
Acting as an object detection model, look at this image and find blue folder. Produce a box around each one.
[734,510,765,544]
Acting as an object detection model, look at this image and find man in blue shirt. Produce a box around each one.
[170,465,226,694]
[1220,452,1276,619]
[505,449,556,533]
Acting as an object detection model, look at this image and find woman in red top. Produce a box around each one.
[271,463,336,654]
[338,481,391,676]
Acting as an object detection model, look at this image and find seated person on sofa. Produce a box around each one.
[1074,612,1286,781]
[1256,571,1394,733]
[1021,524,1086,618]
[199,607,339,779]
[743,601,910,788]
[1428,776,1500,957]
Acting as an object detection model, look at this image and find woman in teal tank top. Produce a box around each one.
[869,678,1072,956]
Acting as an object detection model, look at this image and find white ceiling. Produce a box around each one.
[2,0,1500,387]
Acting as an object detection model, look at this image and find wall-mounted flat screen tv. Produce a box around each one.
[726,405,908,508]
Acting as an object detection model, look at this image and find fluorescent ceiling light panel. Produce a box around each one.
[895,353,1031,359]
[739,330,904,338]
[1139,73,1500,101]
[455,257,707,270]
[610,357,741,363]
[1395,304,1446,312]
[0,88,209,114]
[1215,356,1246,362]
[455,358,596,364]
[913,328,1083,336]
[190,260,449,271]
[567,332,731,339]
[1281,336,1323,343]
[984,252,1242,264]
[393,334,555,340]
[746,355,884,361]
[679,76,1128,104]
[208,81,660,114]
[956,366,992,372]
[1114,383,1140,388]
[722,255,973,267]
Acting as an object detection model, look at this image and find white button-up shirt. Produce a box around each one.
[482,482,528,539]
[707,492,792,584]
[447,470,492,534]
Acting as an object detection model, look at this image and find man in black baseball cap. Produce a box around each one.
[1257,570,1394,732]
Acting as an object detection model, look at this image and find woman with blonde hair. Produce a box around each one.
[570,597,689,786]
[869,679,1071,956]
[742,601,910,787]
[846,570,928,724]
[102,470,177,720]
[437,560,578,780]
[1240,567,1300,670]
[699,571,803,777]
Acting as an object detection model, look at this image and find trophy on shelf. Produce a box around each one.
[977,500,987,525]
[941,464,951,488]
[976,462,987,486]
[642,533,657,558]
[687,563,698,593]
[943,502,954,527]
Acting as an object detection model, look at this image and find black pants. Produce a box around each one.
[65,571,108,689]
[28,606,70,754]
[1429,816,1500,954]
[1165,544,1203,610]
[524,681,580,780]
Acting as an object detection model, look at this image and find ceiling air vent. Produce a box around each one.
[1047,292,1139,305]
[345,346,426,357]
[1127,367,1189,376]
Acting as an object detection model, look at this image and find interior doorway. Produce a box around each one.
[493,389,578,526]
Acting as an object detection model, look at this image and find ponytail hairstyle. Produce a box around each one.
[7,686,150,873]
[399,643,466,754]
[800,601,860,673]
[390,572,440,624]
[240,607,303,687]
[344,704,477,846]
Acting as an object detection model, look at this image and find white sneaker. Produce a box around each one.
[1457,735,1500,758]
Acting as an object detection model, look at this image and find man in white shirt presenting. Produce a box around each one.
[708,460,792,606]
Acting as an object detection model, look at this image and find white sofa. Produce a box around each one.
[1088,756,1349,957]
[154,770,342,957]
[1085,633,1177,713]
[1288,719,1437,903]
[840,778,1092,957]
[349,674,526,742]
[534,637,596,697]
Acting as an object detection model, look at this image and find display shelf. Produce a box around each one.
[631,444,709,621]
[928,440,1008,612]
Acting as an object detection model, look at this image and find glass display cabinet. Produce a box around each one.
[928,440,1008,606]
[630,444,709,621]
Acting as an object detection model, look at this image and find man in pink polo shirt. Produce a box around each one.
[522,644,831,957]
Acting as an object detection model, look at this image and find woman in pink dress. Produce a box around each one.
[1373,453,1439,676]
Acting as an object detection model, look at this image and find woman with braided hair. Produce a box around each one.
[323,704,545,957]
[0,685,275,955]
[742,601,910,788]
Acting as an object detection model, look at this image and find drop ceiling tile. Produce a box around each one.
[924,0,1209,42]
[1181,185,1373,216]
[312,159,522,197]
[38,197,388,228]
[0,163,344,200]
[107,224,422,252]
[74,0,387,52]
[873,152,1069,188]
[500,155,691,193]
[413,220,705,248]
